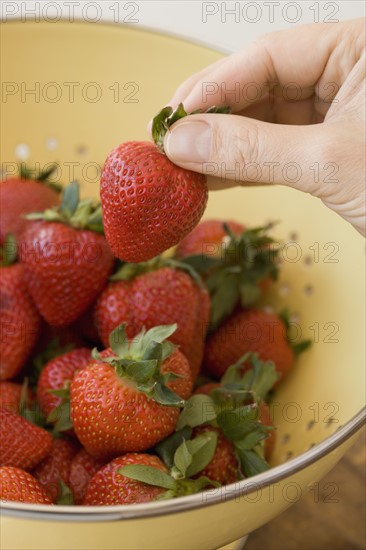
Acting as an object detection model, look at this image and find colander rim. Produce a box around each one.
[2,406,364,521]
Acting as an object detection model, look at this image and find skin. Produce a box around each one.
[157,19,365,236]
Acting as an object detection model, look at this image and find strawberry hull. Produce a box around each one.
[100,141,208,263]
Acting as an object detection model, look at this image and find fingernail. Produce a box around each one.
[164,121,211,163]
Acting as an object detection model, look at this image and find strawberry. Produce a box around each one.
[0,408,52,470]
[71,324,193,459]
[83,453,168,505]
[0,262,40,380]
[175,219,245,258]
[0,381,33,414]
[68,449,106,504]
[204,309,295,380]
[32,437,79,503]
[94,262,210,380]
[19,181,114,326]
[99,105,233,263]
[192,425,238,485]
[0,466,53,504]
[37,347,91,433]
[179,224,280,329]
[0,164,61,244]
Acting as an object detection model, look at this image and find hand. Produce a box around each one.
[159,19,365,236]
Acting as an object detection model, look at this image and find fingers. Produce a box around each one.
[163,113,328,190]
[165,21,354,116]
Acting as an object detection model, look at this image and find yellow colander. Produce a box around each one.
[1,20,365,550]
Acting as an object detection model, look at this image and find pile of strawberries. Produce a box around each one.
[0,105,310,506]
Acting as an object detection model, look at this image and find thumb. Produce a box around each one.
[163,114,326,191]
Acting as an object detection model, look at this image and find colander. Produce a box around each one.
[1,20,365,550]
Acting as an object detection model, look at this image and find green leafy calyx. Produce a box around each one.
[152,103,231,153]
[19,163,62,192]
[181,223,281,329]
[25,180,104,233]
[118,431,220,499]
[92,323,185,407]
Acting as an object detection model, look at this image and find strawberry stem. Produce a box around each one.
[152,103,231,153]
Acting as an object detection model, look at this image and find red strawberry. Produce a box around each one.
[100,104,217,263]
[32,437,79,502]
[94,265,210,380]
[19,182,114,326]
[204,309,295,380]
[0,466,53,504]
[37,347,91,427]
[83,453,167,505]
[0,263,40,380]
[192,425,239,485]
[0,381,33,413]
[0,166,60,244]
[176,219,245,258]
[68,449,106,504]
[0,409,52,470]
[71,324,193,459]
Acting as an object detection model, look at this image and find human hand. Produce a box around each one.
[159,19,366,236]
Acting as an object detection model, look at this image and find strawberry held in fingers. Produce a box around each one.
[100,104,230,262]
[0,466,53,504]
[0,249,40,380]
[19,181,114,327]
[0,164,61,244]
[71,324,193,459]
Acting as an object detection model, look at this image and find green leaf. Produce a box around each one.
[292,339,312,356]
[216,405,261,441]
[142,341,163,362]
[125,360,158,384]
[118,465,176,490]
[161,341,176,362]
[0,234,17,266]
[235,427,271,450]
[48,402,73,433]
[169,103,188,125]
[239,281,261,307]
[151,383,185,407]
[236,448,270,477]
[184,431,218,478]
[173,439,193,478]
[152,106,173,152]
[57,478,74,505]
[176,394,217,430]
[155,427,193,469]
[208,272,240,330]
[60,180,79,217]
[177,254,221,275]
[221,353,279,403]
[190,476,221,490]
[141,325,177,350]
[109,324,129,357]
